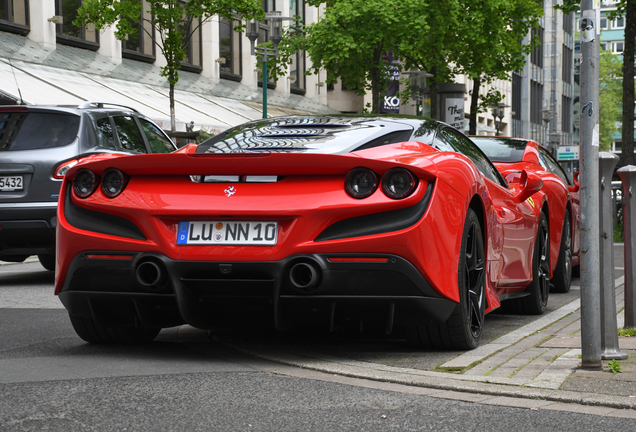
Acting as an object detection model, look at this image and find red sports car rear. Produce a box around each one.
[56,117,550,350]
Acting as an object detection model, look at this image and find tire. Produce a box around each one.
[38,254,55,271]
[407,208,486,350]
[69,314,160,344]
[503,212,550,315]
[551,210,572,293]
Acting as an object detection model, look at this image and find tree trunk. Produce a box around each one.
[429,66,438,119]
[622,0,636,167]
[371,46,382,113]
[469,77,481,135]
[170,82,176,132]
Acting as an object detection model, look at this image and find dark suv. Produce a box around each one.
[0,102,177,270]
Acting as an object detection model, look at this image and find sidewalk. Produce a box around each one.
[218,275,636,414]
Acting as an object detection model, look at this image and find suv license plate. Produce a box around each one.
[0,176,23,191]
[177,221,278,245]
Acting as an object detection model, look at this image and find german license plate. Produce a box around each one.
[0,176,23,191]
[177,221,278,245]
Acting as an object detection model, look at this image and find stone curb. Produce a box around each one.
[221,341,636,410]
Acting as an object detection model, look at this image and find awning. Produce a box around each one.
[0,58,332,134]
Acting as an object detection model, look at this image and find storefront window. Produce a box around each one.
[219,17,242,81]
[289,0,305,94]
[180,13,202,72]
[0,0,29,34]
[122,0,155,62]
[55,0,99,49]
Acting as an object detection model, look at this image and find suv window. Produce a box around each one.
[113,116,147,154]
[0,112,80,151]
[92,116,119,151]
[139,118,176,153]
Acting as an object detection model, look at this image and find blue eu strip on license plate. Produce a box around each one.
[177,221,278,245]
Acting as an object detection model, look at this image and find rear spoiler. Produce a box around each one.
[65,144,439,181]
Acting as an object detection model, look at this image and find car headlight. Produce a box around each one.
[345,167,378,199]
[101,169,128,198]
[73,169,98,199]
[381,168,417,199]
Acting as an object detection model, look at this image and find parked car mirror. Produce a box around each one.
[511,170,543,204]
[569,171,580,193]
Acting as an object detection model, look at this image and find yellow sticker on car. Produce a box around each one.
[527,197,535,207]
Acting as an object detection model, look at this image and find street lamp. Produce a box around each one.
[402,69,433,116]
[491,103,509,136]
[246,12,291,119]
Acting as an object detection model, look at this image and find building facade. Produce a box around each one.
[321,2,577,177]
[0,0,337,134]
[461,2,576,156]
[574,0,629,156]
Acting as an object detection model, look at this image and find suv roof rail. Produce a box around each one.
[78,101,139,113]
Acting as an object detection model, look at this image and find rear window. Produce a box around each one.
[197,117,405,154]
[470,137,527,163]
[0,112,80,151]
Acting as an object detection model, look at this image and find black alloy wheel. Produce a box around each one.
[551,210,572,293]
[537,215,551,306]
[405,208,486,350]
[519,212,550,315]
[463,212,486,341]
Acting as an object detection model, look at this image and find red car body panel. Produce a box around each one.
[483,139,581,271]
[54,118,548,341]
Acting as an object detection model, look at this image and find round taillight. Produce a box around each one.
[101,169,127,198]
[345,167,378,199]
[382,168,418,199]
[73,169,98,199]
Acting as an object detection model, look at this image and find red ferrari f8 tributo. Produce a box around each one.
[55,116,551,350]
[471,136,580,294]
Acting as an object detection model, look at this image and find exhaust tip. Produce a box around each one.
[289,262,321,291]
[136,260,166,288]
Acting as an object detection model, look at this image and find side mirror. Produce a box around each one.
[512,170,543,204]
[569,171,580,192]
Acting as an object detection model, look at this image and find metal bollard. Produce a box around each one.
[599,153,627,359]
[618,165,636,328]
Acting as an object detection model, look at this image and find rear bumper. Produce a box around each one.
[58,251,457,331]
[0,205,57,256]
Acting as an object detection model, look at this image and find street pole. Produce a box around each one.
[599,152,627,360]
[579,0,602,370]
[247,12,289,120]
[618,166,636,328]
[262,58,268,119]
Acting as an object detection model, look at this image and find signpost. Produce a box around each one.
[556,146,580,161]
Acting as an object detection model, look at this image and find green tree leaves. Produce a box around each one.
[599,48,623,151]
[74,0,264,131]
[273,0,541,117]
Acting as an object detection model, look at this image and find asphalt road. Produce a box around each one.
[0,252,633,431]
